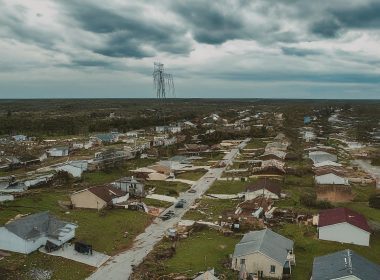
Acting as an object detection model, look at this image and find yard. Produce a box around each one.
[175,169,207,181]
[243,138,267,149]
[164,229,240,277]
[146,181,190,196]
[206,179,256,194]
[191,152,225,166]
[183,198,240,221]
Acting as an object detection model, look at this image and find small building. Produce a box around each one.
[231,228,295,279]
[311,249,380,280]
[47,147,69,157]
[309,151,337,164]
[0,212,77,254]
[111,177,145,197]
[71,186,128,209]
[318,207,370,246]
[244,178,281,201]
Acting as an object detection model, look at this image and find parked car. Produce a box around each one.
[188,189,196,193]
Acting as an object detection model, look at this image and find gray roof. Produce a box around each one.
[312,249,380,280]
[5,211,74,240]
[233,229,293,265]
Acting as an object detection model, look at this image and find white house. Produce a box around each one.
[315,170,348,185]
[0,212,77,254]
[47,147,69,157]
[318,208,371,246]
[231,229,295,279]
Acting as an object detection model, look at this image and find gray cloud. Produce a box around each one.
[60,1,192,58]
[281,47,322,57]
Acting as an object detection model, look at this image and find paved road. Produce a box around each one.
[352,159,380,189]
[87,138,250,280]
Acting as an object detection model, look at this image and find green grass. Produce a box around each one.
[176,170,207,181]
[142,198,172,208]
[206,179,255,194]
[0,251,93,280]
[146,181,190,196]
[244,138,267,149]
[164,229,240,277]
[192,152,225,166]
[351,183,377,202]
[183,198,240,221]
[277,223,380,280]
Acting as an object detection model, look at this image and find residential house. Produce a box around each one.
[71,186,128,209]
[126,131,139,138]
[318,207,371,246]
[47,147,69,157]
[231,228,295,279]
[95,133,119,144]
[258,151,287,161]
[244,178,282,200]
[111,177,145,197]
[12,135,28,142]
[0,212,77,254]
[155,125,182,134]
[311,249,380,280]
[315,169,349,185]
[309,151,337,164]
[55,160,88,178]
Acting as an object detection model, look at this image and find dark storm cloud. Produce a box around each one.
[309,1,380,38]
[59,1,191,58]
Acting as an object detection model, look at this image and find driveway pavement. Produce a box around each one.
[87,138,250,280]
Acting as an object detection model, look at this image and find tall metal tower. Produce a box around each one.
[153,62,174,122]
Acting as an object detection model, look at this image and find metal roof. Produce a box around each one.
[233,228,293,265]
[312,249,380,280]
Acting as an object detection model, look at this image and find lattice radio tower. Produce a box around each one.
[153,62,174,123]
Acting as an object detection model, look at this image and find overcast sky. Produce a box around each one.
[0,0,380,99]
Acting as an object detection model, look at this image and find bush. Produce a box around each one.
[369,193,380,209]
[300,193,332,209]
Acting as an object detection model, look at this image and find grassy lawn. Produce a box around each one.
[206,179,256,194]
[183,198,240,221]
[146,181,190,196]
[244,138,267,149]
[176,169,207,181]
[276,223,380,280]
[0,251,93,280]
[142,198,172,208]
[192,152,225,166]
[164,229,240,277]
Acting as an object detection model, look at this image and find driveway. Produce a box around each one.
[87,138,250,280]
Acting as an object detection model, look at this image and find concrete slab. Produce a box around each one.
[40,244,110,267]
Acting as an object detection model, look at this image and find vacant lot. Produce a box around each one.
[183,198,240,221]
[146,181,190,197]
[175,169,207,181]
[206,179,256,194]
[164,229,240,277]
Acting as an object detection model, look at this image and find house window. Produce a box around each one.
[270,265,276,273]
[240,259,246,265]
